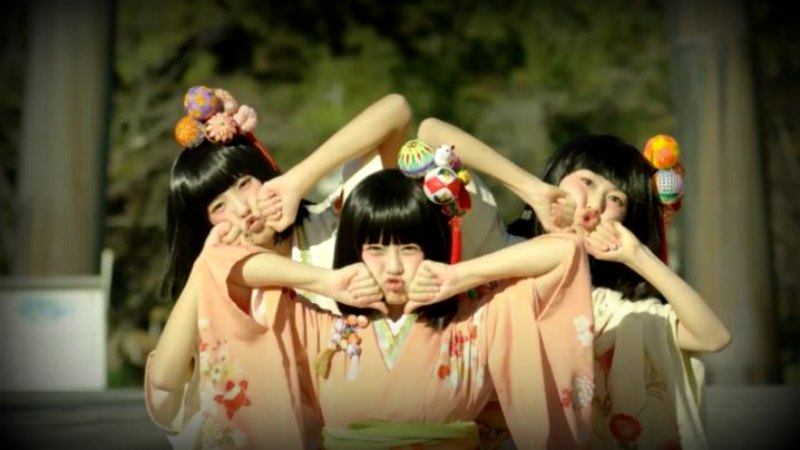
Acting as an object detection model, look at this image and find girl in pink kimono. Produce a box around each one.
[509,135,732,449]
[194,168,595,449]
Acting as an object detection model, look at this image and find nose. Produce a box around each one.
[230,193,251,217]
[385,247,403,275]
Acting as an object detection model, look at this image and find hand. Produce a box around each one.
[525,182,576,232]
[328,263,388,315]
[584,221,642,266]
[257,174,301,232]
[204,222,244,248]
[405,260,460,314]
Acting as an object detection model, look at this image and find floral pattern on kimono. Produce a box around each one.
[590,287,707,450]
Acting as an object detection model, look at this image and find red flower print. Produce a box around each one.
[599,347,615,377]
[214,380,252,419]
[468,324,478,340]
[437,365,451,380]
[560,388,573,408]
[449,333,466,357]
[657,439,682,450]
[609,413,642,444]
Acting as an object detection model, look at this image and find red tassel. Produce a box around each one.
[450,216,462,264]
[244,132,280,171]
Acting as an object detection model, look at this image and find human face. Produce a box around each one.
[207,175,275,247]
[559,169,628,231]
[361,241,425,306]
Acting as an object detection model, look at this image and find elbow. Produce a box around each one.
[383,93,412,123]
[417,117,443,141]
[708,328,732,352]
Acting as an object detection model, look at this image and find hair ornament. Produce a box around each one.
[313,314,369,379]
[233,105,258,134]
[174,116,206,148]
[398,140,472,263]
[398,140,436,178]
[173,86,279,171]
[205,112,238,144]
[643,134,684,263]
[183,86,222,120]
[213,88,239,113]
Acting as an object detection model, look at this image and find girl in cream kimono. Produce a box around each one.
[508,134,731,450]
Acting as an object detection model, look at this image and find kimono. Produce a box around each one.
[591,287,707,450]
[151,232,593,449]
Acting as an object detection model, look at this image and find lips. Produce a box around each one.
[383,279,405,292]
[580,211,599,230]
[244,216,264,233]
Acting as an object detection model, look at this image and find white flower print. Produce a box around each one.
[572,374,594,409]
[573,315,593,348]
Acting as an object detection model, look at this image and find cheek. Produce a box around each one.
[601,204,627,222]
[360,252,383,273]
[208,210,228,226]
[402,254,424,276]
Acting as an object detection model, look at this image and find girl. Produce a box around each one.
[509,135,731,449]
[147,90,415,448]
[198,168,594,448]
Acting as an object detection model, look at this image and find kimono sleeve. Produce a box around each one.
[485,233,593,449]
[143,351,202,448]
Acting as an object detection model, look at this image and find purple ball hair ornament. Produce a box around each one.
[183,86,222,121]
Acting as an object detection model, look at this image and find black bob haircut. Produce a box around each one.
[508,135,663,300]
[333,169,457,325]
[162,136,299,301]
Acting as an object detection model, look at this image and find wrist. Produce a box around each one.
[628,244,657,273]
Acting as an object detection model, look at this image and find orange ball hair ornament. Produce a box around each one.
[643,134,680,170]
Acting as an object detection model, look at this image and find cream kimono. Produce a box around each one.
[591,287,707,450]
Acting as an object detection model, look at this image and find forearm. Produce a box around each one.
[417,118,544,198]
[237,252,334,296]
[286,93,412,194]
[629,246,731,352]
[454,235,575,292]
[149,278,199,391]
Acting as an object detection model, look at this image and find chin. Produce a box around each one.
[383,293,408,306]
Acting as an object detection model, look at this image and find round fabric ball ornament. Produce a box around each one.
[643,134,680,170]
[423,167,461,204]
[183,86,222,121]
[398,140,435,178]
[174,116,206,148]
[205,112,238,144]
[654,169,684,205]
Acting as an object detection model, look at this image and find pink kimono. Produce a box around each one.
[146,234,594,449]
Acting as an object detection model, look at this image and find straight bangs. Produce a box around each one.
[334,169,450,269]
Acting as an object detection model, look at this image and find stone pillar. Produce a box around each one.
[668,0,779,383]
[15,0,112,275]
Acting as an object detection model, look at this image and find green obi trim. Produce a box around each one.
[322,420,478,449]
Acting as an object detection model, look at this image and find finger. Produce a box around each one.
[348,278,380,291]
[354,293,383,304]
[222,225,242,245]
[585,234,610,252]
[409,285,440,295]
[411,277,442,288]
[368,302,389,316]
[350,286,382,298]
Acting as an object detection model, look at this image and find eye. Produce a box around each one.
[209,201,225,214]
[608,194,627,207]
[580,177,593,186]
[363,244,385,254]
[237,176,252,189]
[400,244,422,254]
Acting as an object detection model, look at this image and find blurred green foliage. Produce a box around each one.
[107,0,672,383]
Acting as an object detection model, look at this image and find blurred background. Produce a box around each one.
[0,0,798,445]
